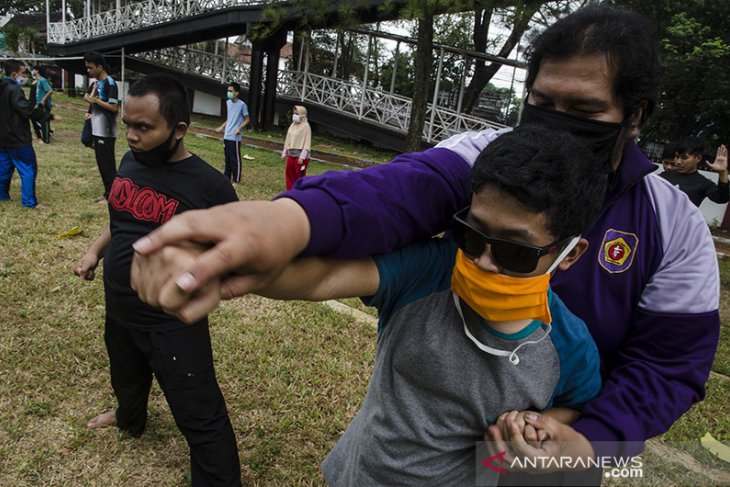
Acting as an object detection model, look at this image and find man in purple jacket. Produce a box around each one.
[131,4,720,469]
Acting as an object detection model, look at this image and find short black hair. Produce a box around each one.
[525,5,660,126]
[83,51,111,73]
[35,66,47,77]
[661,143,677,160]
[471,125,608,240]
[228,82,241,93]
[127,73,191,126]
[676,137,706,157]
[3,59,24,77]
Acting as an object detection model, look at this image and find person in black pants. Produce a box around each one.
[83,51,119,202]
[74,74,242,486]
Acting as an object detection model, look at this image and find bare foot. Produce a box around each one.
[88,410,117,429]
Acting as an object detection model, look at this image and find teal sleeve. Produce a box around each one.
[547,291,602,410]
[364,238,456,333]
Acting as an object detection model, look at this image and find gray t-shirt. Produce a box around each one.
[321,239,601,486]
[89,76,118,138]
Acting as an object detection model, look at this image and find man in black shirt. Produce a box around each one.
[0,59,39,208]
[74,74,242,486]
[660,136,728,207]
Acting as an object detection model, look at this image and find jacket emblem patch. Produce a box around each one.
[599,229,638,274]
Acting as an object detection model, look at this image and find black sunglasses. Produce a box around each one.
[452,206,574,274]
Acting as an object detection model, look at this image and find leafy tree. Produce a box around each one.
[379,45,416,96]
[23,27,41,54]
[2,24,22,53]
[405,4,435,151]
[1,0,85,18]
[305,30,369,82]
[460,0,586,113]
[611,0,730,145]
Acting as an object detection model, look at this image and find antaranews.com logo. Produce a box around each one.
[476,442,644,485]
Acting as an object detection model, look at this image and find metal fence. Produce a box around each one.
[47,0,270,44]
[133,47,506,142]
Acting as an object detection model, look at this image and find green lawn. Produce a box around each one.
[0,94,727,486]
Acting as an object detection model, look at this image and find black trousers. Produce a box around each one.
[32,118,43,140]
[223,139,242,183]
[104,317,241,487]
[40,116,52,144]
[93,136,117,198]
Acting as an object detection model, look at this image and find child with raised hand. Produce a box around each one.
[660,136,729,207]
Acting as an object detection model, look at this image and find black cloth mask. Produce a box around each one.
[519,102,625,171]
[131,126,181,168]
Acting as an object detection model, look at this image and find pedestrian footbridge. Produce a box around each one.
[46,0,511,150]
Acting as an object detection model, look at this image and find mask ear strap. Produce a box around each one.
[545,236,580,275]
[453,291,550,366]
[507,323,552,365]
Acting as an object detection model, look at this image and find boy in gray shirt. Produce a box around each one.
[259,125,605,485]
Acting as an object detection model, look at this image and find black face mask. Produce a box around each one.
[131,125,181,168]
[519,102,625,171]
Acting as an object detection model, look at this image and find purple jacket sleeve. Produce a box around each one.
[282,147,472,258]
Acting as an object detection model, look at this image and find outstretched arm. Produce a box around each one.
[131,199,311,322]
[258,256,379,302]
[131,128,505,322]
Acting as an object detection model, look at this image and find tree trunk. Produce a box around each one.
[463,2,542,114]
[405,9,434,152]
[339,32,354,81]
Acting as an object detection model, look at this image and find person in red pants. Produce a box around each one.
[281,105,312,190]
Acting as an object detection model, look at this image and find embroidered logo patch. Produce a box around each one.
[599,229,638,273]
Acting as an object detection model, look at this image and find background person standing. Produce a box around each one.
[29,68,43,141]
[84,51,119,203]
[281,105,312,190]
[34,66,54,145]
[215,82,249,184]
[0,60,39,208]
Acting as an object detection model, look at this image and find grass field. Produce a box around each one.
[0,94,727,486]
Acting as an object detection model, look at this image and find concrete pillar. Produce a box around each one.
[262,28,287,130]
[248,42,265,130]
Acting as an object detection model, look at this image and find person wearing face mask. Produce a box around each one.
[84,51,119,203]
[281,105,312,189]
[74,74,242,487]
[215,81,249,184]
[252,125,605,485]
[28,68,45,141]
[0,59,39,208]
[130,4,720,474]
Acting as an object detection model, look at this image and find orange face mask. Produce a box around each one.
[451,249,553,324]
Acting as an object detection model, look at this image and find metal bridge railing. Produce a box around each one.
[132,47,507,143]
[48,0,269,44]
